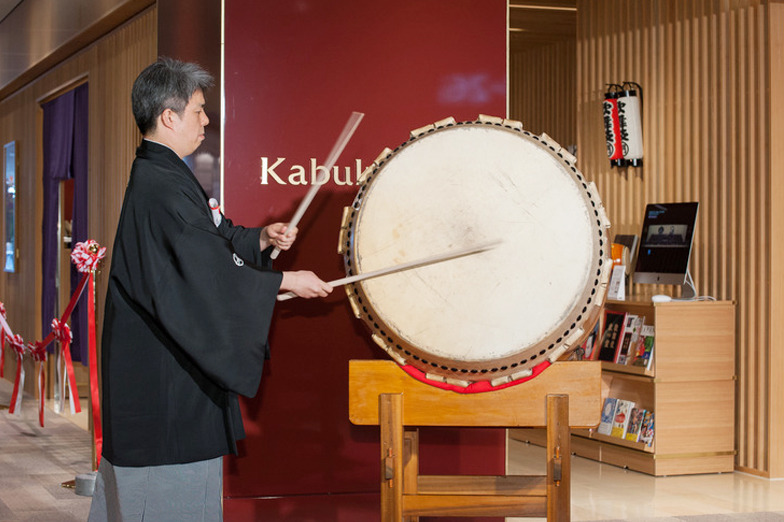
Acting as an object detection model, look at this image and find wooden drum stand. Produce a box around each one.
[348,360,602,521]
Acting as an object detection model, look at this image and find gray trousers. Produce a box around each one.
[87,457,223,522]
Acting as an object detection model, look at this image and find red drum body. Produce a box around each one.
[339,116,611,389]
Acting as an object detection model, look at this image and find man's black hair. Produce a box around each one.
[131,57,214,135]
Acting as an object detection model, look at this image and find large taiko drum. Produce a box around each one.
[339,115,611,390]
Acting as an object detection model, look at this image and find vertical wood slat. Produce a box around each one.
[748,5,764,470]
[768,1,784,480]
[0,7,156,393]
[565,0,776,476]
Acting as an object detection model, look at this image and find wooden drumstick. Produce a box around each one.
[277,239,502,301]
[270,111,365,259]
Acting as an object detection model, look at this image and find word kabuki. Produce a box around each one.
[603,82,643,168]
[0,240,105,462]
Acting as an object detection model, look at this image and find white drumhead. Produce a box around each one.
[343,118,609,386]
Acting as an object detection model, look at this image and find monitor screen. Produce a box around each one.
[633,202,699,286]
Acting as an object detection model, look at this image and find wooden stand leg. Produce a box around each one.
[380,393,403,522]
[350,362,599,521]
[546,394,570,522]
[403,429,419,522]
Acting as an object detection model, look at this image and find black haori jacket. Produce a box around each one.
[101,140,282,467]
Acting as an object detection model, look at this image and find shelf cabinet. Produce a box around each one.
[511,297,736,476]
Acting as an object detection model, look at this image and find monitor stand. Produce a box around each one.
[680,269,697,299]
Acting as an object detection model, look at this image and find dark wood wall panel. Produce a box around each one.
[0,7,156,393]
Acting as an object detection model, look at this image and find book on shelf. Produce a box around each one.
[574,320,600,361]
[631,324,655,370]
[598,310,627,362]
[607,263,626,300]
[639,410,655,446]
[624,407,646,442]
[610,399,635,438]
[616,314,642,364]
[597,397,617,435]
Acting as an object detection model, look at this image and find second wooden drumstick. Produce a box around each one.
[277,239,502,301]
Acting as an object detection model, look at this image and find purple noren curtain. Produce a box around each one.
[42,83,89,363]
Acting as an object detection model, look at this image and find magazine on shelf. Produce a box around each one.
[625,407,646,442]
[616,314,642,364]
[576,320,601,361]
[639,411,655,446]
[610,399,635,438]
[631,324,655,370]
[598,310,627,362]
[597,397,618,435]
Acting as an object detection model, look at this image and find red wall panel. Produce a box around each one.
[223,1,507,519]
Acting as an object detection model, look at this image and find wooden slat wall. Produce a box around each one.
[572,0,776,476]
[0,7,156,392]
[510,0,782,476]
[509,39,577,152]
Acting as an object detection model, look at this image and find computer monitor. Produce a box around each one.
[633,202,699,298]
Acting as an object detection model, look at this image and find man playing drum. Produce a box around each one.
[88,57,332,521]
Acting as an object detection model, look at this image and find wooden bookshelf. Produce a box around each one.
[511,297,736,476]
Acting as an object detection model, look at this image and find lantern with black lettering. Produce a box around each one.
[602,84,625,168]
[618,82,643,167]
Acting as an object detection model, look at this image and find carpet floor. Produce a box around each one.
[0,378,92,521]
